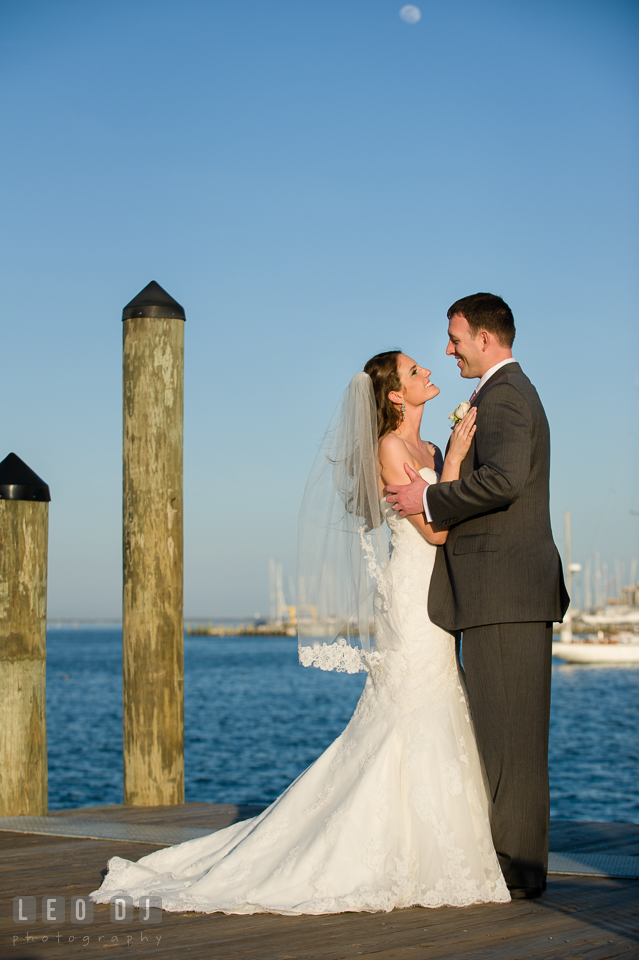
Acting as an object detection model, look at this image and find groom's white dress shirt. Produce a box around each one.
[423,358,517,522]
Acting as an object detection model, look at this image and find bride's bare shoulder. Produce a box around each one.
[379,435,419,485]
[379,433,410,461]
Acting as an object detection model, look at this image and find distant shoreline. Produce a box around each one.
[47,620,297,637]
[47,618,261,626]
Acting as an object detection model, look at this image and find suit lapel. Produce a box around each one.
[460,363,521,473]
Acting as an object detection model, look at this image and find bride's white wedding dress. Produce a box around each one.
[91,468,509,914]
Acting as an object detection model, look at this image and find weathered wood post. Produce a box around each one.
[122,281,185,806]
[0,452,50,816]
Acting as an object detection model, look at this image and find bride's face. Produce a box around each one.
[395,354,441,407]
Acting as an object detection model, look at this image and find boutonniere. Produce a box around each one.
[448,400,471,428]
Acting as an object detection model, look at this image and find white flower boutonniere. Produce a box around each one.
[449,400,471,428]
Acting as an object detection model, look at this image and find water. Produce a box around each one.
[548,660,639,822]
[46,628,639,822]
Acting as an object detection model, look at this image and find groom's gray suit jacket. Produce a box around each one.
[426,363,569,632]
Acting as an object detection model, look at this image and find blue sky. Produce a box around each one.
[1,0,637,618]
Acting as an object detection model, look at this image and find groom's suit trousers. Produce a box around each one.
[461,620,553,891]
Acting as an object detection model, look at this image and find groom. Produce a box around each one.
[385,292,568,900]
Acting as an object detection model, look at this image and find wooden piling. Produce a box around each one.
[122,281,186,806]
[0,452,50,816]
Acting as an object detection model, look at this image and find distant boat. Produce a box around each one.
[553,510,639,662]
[553,633,639,663]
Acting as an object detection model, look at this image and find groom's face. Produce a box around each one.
[446,314,484,379]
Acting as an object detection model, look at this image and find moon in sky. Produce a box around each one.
[399,5,422,24]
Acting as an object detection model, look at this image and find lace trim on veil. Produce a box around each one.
[298,638,366,674]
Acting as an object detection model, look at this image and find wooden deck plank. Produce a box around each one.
[549,820,639,857]
[47,802,267,829]
[46,805,639,855]
[1,807,637,959]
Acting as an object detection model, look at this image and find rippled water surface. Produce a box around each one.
[46,628,639,822]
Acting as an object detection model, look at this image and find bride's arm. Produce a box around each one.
[426,408,477,541]
[379,435,448,545]
[440,407,477,483]
[380,409,477,545]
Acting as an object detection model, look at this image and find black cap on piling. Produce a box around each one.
[0,453,51,502]
[122,281,186,321]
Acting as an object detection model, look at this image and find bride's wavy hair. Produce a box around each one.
[364,350,402,441]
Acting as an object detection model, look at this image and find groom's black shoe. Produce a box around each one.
[508,885,544,900]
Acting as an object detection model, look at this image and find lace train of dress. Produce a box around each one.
[91,469,509,914]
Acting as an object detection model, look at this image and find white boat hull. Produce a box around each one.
[553,641,639,663]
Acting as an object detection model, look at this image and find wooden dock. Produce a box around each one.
[1,803,637,959]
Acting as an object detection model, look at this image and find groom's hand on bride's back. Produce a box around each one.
[384,463,428,517]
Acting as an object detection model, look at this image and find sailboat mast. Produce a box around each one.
[560,510,573,642]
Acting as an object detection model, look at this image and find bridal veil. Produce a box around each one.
[297,372,390,673]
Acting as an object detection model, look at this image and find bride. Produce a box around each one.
[91,350,510,914]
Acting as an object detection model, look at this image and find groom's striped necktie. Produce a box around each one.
[469,389,477,402]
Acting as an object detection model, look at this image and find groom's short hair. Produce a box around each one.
[447,293,516,347]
